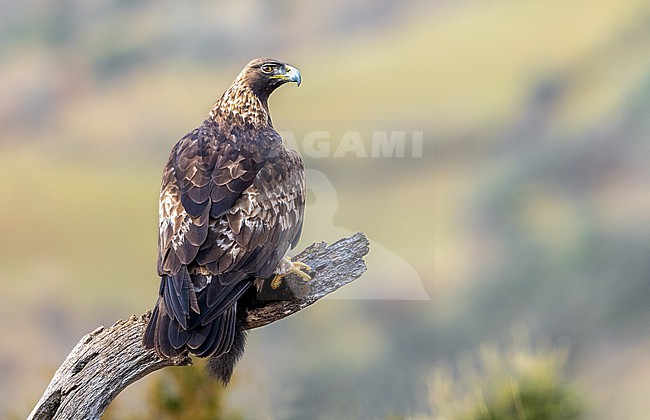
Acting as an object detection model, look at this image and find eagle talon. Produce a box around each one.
[271,257,313,289]
[292,261,312,273]
[270,275,283,290]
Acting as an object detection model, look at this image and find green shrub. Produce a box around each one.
[105,359,241,420]
[429,329,584,420]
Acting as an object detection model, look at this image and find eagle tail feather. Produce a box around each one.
[205,311,247,386]
[144,277,252,370]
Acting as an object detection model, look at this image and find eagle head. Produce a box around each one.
[237,57,302,96]
[210,58,301,127]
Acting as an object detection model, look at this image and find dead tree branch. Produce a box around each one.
[28,233,370,420]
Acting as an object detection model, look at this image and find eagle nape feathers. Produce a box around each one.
[142,58,308,385]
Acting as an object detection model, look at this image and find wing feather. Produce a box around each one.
[193,316,222,357]
[154,118,305,358]
[168,317,191,350]
[187,322,211,350]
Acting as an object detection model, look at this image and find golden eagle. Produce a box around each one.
[143,58,310,384]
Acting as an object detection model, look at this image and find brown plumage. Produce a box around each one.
[143,58,304,384]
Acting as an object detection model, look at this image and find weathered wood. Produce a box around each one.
[28,233,370,420]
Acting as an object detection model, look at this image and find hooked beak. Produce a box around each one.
[284,64,301,87]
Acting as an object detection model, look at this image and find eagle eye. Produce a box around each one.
[261,64,274,74]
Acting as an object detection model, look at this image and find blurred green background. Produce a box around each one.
[2,0,650,418]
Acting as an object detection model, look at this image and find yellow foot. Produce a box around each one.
[271,257,312,289]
